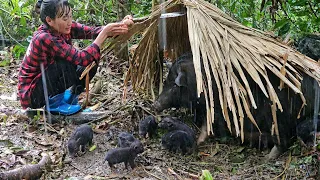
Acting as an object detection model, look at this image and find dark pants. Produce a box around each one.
[30,60,97,109]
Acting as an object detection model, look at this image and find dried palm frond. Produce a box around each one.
[102,0,320,143]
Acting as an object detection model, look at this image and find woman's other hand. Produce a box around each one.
[103,22,129,37]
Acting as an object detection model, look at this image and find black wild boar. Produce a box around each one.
[117,132,138,148]
[158,116,195,138]
[153,53,202,113]
[104,141,144,169]
[296,34,320,61]
[161,130,196,154]
[68,124,93,158]
[139,115,158,138]
[296,117,320,145]
[153,52,319,159]
[153,53,223,139]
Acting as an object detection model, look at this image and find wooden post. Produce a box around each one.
[115,0,129,61]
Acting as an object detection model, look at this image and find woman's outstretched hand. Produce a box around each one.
[122,15,134,26]
[103,15,134,37]
[94,15,134,47]
[103,23,129,37]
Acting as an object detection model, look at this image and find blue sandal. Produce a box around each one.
[47,90,81,115]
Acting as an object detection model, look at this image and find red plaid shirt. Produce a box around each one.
[18,22,102,109]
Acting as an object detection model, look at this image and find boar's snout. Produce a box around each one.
[152,101,163,112]
[139,130,147,138]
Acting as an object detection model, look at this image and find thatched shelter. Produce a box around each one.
[103,0,320,143]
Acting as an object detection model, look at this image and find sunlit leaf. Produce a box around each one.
[12,44,26,58]
[89,144,97,152]
[18,1,24,8]
[20,17,27,27]
[0,59,10,67]
[200,170,213,180]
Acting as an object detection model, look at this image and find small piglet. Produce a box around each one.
[104,141,144,170]
[67,124,93,158]
[139,115,158,138]
[117,132,137,148]
[159,116,195,138]
[162,130,196,154]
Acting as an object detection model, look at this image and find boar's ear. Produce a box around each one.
[168,121,174,127]
[175,71,187,87]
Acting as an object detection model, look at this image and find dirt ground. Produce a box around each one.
[0,56,319,179]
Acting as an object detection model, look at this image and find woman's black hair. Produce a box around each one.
[36,0,72,26]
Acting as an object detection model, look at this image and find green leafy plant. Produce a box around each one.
[0,0,35,40]
[0,50,11,67]
[0,113,8,125]
[12,44,26,58]
[30,110,41,126]
[200,170,214,180]
[210,0,319,38]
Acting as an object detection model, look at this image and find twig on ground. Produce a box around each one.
[70,163,82,171]
[134,108,141,124]
[109,119,122,125]
[41,108,47,133]
[100,97,116,108]
[272,152,292,179]
[39,122,60,134]
[167,168,183,180]
[134,105,155,117]
[142,167,163,180]
[189,162,216,166]
[83,174,123,179]
[176,169,199,179]
[254,166,258,177]
[84,73,90,108]
[86,112,113,124]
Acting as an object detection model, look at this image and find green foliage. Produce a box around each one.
[129,0,152,17]
[0,0,318,66]
[0,50,11,67]
[89,144,97,151]
[210,0,272,29]
[0,113,8,124]
[69,0,152,26]
[30,110,41,126]
[12,44,26,58]
[0,0,36,40]
[69,0,117,25]
[0,59,10,67]
[200,170,214,180]
[210,0,319,38]
[272,0,319,37]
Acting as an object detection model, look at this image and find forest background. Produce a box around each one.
[0,0,319,63]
